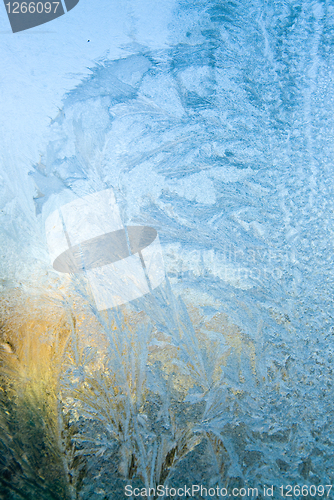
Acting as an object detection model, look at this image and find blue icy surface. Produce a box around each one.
[2,0,334,491]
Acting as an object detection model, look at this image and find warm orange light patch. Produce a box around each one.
[0,276,257,416]
[0,287,72,414]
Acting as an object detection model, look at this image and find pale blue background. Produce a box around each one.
[0,0,175,220]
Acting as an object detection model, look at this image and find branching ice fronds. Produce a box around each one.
[70,376,123,433]
[201,386,230,426]
[126,410,203,498]
[146,364,171,428]
[62,301,158,492]
[204,434,228,489]
[61,282,232,496]
[135,279,212,391]
[72,425,118,460]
